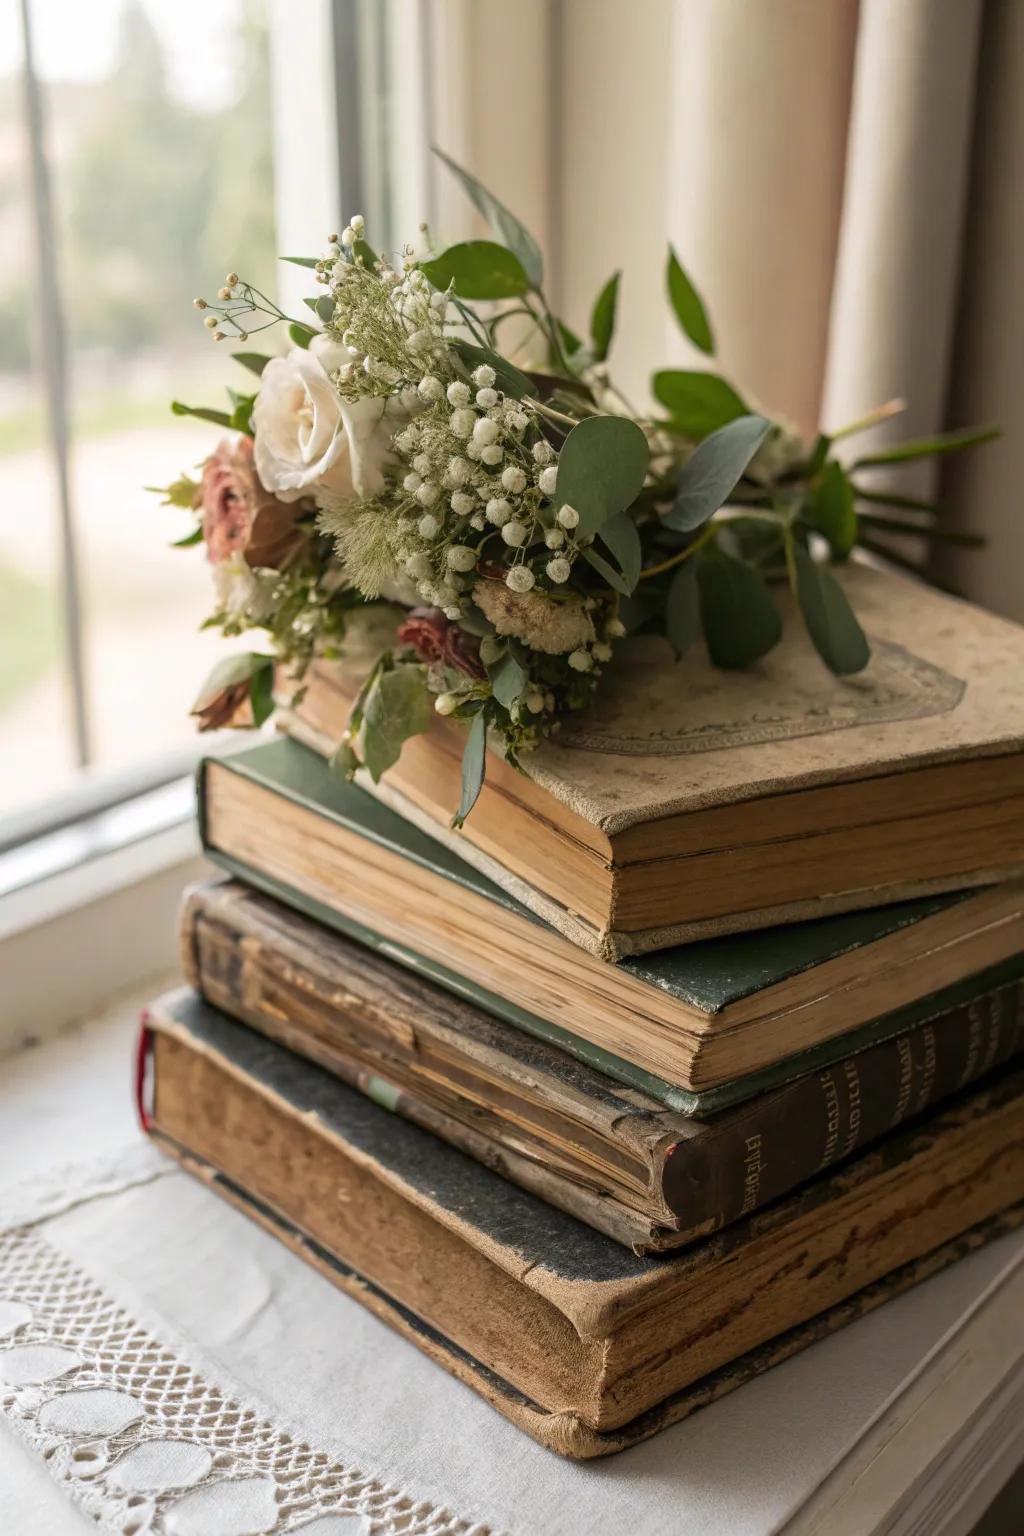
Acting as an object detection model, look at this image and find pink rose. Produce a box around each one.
[200,436,306,569]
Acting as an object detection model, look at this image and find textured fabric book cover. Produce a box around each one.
[284,565,1024,955]
[141,990,1024,1458]
[183,878,1024,1252]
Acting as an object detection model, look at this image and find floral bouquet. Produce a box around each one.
[159,151,995,824]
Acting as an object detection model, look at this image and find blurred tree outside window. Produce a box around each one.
[0,0,277,819]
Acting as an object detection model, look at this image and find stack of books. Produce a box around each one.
[139,566,1024,1458]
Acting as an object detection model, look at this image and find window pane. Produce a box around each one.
[0,0,277,818]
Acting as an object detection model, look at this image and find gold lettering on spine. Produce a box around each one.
[914,1024,937,1112]
[819,1070,841,1171]
[740,1134,764,1214]
[893,1034,914,1127]
[841,1059,862,1159]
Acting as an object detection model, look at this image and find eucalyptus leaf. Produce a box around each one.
[793,545,870,675]
[289,322,315,348]
[852,423,999,469]
[805,461,857,557]
[452,709,488,827]
[652,371,749,437]
[315,295,335,323]
[665,559,700,658]
[170,525,204,548]
[582,545,632,595]
[249,664,276,726]
[553,416,650,538]
[280,255,320,269]
[451,340,532,400]
[596,512,642,593]
[489,651,528,709]
[558,319,584,356]
[433,147,544,287]
[665,415,771,533]
[421,241,529,300]
[233,352,272,377]
[360,664,432,781]
[666,248,714,355]
[697,548,782,668]
[590,272,620,362]
[171,401,232,428]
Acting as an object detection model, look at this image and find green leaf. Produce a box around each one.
[853,487,939,513]
[451,340,533,400]
[432,147,544,287]
[289,322,315,349]
[793,545,870,675]
[360,664,432,782]
[665,559,700,658]
[452,709,488,828]
[353,237,378,269]
[553,415,650,538]
[315,295,335,323]
[147,473,199,509]
[805,461,857,558]
[851,424,1000,468]
[665,415,771,533]
[589,272,620,363]
[421,241,530,300]
[558,319,584,357]
[191,652,274,714]
[596,512,642,593]
[805,433,832,475]
[228,390,256,436]
[171,401,232,428]
[489,651,528,709]
[170,525,204,548]
[249,664,276,726]
[666,248,714,354]
[280,255,320,269]
[233,352,272,377]
[696,549,782,668]
[857,513,985,547]
[582,545,631,595]
[652,371,749,437]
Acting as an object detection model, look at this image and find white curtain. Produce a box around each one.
[427,0,1023,620]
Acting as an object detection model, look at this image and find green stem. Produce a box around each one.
[639,522,717,579]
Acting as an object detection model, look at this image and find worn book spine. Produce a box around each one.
[677,981,1024,1233]
[181,879,1024,1250]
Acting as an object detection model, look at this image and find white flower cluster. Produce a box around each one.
[382,363,590,618]
[319,220,448,398]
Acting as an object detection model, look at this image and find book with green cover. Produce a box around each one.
[197,738,1024,1106]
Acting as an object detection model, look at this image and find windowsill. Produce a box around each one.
[0,795,209,1056]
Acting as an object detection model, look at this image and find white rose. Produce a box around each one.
[252,336,399,503]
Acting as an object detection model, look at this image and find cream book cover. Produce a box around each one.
[282,565,1024,956]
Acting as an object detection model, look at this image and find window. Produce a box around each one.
[0,0,278,826]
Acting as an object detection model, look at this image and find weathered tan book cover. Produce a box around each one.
[141,989,1024,1458]
[282,565,1024,956]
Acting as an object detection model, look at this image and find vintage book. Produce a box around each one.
[182,878,1024,1253]
[197,737,1024,1096]
[280,566,1024,958]
[140,989,1024,1458]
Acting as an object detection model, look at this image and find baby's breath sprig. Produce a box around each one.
[193,273,302,344]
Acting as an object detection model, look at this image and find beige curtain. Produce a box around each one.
[430,0,1023,620]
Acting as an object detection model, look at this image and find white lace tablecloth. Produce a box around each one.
[2,1137,1024,1536]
